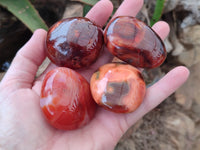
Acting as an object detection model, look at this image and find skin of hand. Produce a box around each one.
[0,0,189,150]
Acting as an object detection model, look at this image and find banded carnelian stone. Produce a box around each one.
[90,63,146,113]
[104,16,166,68]
[46,17,104,69]
[40,67,97,130]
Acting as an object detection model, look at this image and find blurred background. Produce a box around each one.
[0,0,199,149]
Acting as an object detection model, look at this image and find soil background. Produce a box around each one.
[0,0,200,150]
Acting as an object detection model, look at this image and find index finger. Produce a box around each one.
[85,0,113,27]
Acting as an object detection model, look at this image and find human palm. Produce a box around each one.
[0,0,189,150]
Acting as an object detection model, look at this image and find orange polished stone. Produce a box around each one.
[40,67,97,130]
[46,17,104,69]
[104,16,166,68]
[90,63,146,113]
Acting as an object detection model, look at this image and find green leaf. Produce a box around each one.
[83,4,92,16]
[0,0,48,32]
[75,0,99,6]
[150,0,165,26]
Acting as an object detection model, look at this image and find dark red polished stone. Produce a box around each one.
[104,16,166,68]
[46,17,104,69]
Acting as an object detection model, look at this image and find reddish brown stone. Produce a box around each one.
[104,16,166,68]
[46,17,104,69]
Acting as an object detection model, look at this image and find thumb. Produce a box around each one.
[1,29,47,90]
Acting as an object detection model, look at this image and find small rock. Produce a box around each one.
[181,14,197,28]
[163,111,195,150]
[163,111,195,137]
[175,92,192,110]
[36,58,50,77]
[167,23,185,56]
[164,37,173,53]
[175,0,200,29]
[62,2,83,18]
[178,0,200,22]
[178,25,200,66]
[171,37,185,56]
[178,50,196,67]
[164,0,180,13]
[169,134,189,150]
[180,25,200,45]
[175,62,200,113]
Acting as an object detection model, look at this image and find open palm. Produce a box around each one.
[0,0,189,150]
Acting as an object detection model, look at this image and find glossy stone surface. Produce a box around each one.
[104,16,166,68]
[90,63,146,113]
[40,67,96,130]
[46,17,104,69]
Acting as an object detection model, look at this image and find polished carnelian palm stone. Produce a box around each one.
[104,16,166,68]
[40,67,97,130]
[46,17,104,69]
[90,63,146,113]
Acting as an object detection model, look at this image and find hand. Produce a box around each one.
[0,0,189,149]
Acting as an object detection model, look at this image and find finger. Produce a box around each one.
[124,66,190,129]
[86,0,113,27]
[113,0,144,18]
[152,21,170,40]
[1,29,47,89]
